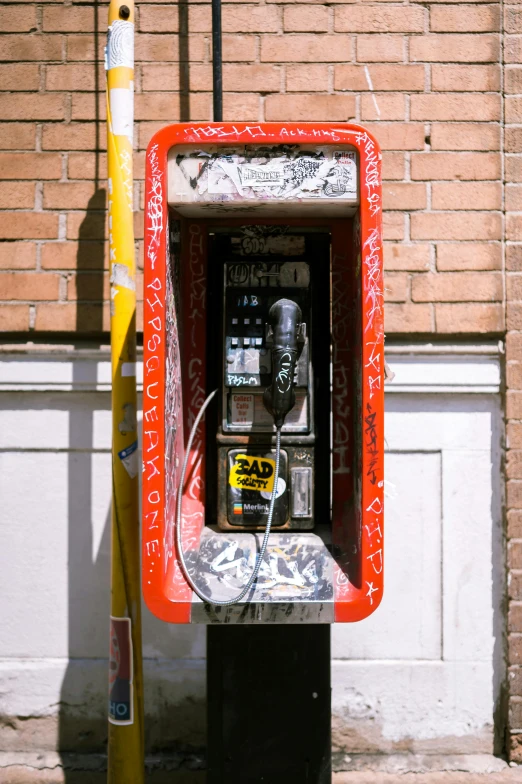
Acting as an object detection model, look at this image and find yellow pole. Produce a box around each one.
[106,1,144,781]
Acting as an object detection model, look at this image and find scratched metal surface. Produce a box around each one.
[189,528,334,623]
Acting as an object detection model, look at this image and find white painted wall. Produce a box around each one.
[0,344,503,758]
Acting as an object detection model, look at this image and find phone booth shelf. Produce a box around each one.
[142,122,384,625]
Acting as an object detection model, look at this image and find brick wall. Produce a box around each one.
[0,0,504,337]
[506,0,522,763]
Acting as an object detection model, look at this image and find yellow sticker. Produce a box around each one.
[229,454,276,494]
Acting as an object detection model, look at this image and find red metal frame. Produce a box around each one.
[142,122,384,624]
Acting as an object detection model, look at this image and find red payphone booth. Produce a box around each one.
[142,122,384,625]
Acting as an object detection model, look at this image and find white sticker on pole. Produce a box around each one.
[106,20,134,70]
[110,84,134,145]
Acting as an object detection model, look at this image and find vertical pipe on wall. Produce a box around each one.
[106,2,144,780]
[212,0,223,121]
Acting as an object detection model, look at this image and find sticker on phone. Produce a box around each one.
[229,454,276,493]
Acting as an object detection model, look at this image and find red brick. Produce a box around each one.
[505,36,522,65]
[141,64,191,92]
[509,424,522,451]
[138,5,180,32]
[411,212,501,241]
[431,65,500,92]
[436,243,501,270]
[364,123,425,150]
[507,334,522,363]
[507,98,522,124]
[46,64,104,92]
[509,216,522,243]
[411,152,500,180]
[430,5,500,31]
[66,211,107,241]
[265,94,356,121]
[0,153,61,180]
[70,93,107,122]
[336,6,425,32]
[0,94,65,122]
[382,152,405,180]
[510,604,522,632]
[0,213,59,240]
[335,64,425,92]
[262,35,352,62]
[356,35,405,62]
[384,272,409,302]
[68,153,109,180]
[134,92,211,121]
[413,271,502,302]
[66,35,104,62]
[0,181,34,209]
[383,213,405,241]
[42,123,107,151]
[222,65,282,92]
[508,369,522,395]
[508,304,522,331]
[0,271,60,299]
[0,304,30,331]
[507,186,522,212]
[0,6,37,32]
[0,35,63,61]
[42,6,95,32]
[385,303,433,332]
[138,122,165,151]
[509,575,522,604]
[508,246,522,273]
[224,5,281,32]
[284,6,328,32]
[505,6,522,35]
[508,510,522,537]
[286,65,329,92]
[41,241,108,271]
[0,124,36,151]
[0,64,40,91]
[223,93,261,120]
[43,183,106,210]
[135,33,207,62]
[510,485,522,513]
[435,303,503,333]
[67,272,110,301]
[506,67,522,95]
[507,157,522,183]
[509,634,522,666]
[410,34,500,62]
[384,244,431,271]
[222,35,258,61]
[383,183,427,210]
[361,94,406,121]
[411,93,500,122]
[432,182,501,210]
[431,123,500,151]
[34,302,110,332]
[0,242,36,270]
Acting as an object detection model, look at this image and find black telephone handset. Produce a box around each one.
[263,298,303,428]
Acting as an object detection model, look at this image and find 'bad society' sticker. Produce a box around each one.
[229,454,276,493]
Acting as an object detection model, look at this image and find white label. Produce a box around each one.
[110,85,134,145]
[231,394,254,425]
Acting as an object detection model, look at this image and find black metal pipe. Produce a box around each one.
[211,0,223,121]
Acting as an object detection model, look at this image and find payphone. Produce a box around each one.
[142,123,384,624]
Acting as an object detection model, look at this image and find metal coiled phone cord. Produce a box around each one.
[175,388,282,606]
